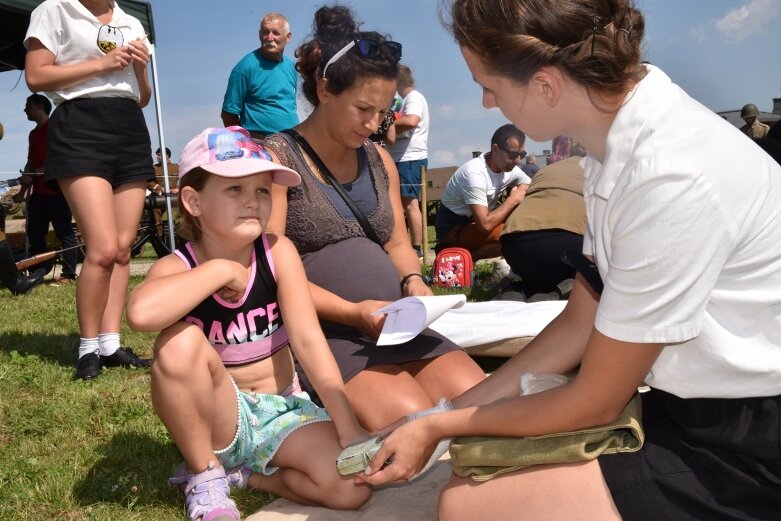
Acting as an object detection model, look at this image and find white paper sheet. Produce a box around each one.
[429,300,566,347]
[373,295,467,346]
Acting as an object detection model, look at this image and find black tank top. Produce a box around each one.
[173,233,289,366]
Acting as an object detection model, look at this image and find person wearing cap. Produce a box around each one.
[127,126,372,520]
[740,103,770,140]
[221,12,298,140]
[148,146,179,195]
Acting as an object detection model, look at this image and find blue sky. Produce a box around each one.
[1,0,780,179]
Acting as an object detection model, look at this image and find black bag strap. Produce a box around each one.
[561,249,603,295]
[282,129,383,246]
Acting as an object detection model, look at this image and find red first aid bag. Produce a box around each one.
[432,247,474,288]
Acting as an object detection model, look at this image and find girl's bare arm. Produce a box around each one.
[271,233,367,446]
[126,255,247,332]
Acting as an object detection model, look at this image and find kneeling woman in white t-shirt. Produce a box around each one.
[360,1,781,520]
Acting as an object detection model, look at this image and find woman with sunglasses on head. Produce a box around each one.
[263,4,485,432]
[24,0,153,380]
[359,1,781,519]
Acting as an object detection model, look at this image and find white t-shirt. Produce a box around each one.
[441,153,531,218]
[389,89,429,162]
[25,0,152,106]
[582,65,781,399]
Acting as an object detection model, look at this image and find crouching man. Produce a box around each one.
[435,124,531,260]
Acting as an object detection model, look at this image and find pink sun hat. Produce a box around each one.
[179,126,300,186]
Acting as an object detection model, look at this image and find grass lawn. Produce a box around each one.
[0,273,275,520]
[0,229,502,520]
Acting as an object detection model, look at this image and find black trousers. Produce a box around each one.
[500,229,583,296]
[26,193,79,278]
[600,389,781,521]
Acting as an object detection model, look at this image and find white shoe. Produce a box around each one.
[492,258,511,280]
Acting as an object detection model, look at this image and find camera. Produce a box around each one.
[144,193,178,212]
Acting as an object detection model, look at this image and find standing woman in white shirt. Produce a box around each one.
[360,0,781,519]
[25,0,153,380]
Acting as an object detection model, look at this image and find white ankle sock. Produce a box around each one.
[98,333,120,357]
[78,337,100,359]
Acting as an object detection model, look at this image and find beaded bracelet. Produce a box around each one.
[400,272,425,292]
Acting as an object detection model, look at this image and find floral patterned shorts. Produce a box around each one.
[215,373,332,476]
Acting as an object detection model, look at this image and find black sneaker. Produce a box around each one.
[74,352,102,380]
[101,347,152,369]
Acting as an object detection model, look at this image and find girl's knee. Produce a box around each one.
[153,324,210,373]
[360,387,433,431]
[321,479,371,510]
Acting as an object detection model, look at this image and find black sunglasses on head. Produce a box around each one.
[497,144,527,160]
[354,38,403,62]
[323,37,403,78]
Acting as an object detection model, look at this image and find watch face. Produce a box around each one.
[97,24,125,54]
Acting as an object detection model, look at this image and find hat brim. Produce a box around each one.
[200,157,301,187]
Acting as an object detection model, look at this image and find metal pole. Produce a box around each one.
[149,51,176,249]
[420,163,428,265]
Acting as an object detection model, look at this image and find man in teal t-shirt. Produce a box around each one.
[221,12,298,139]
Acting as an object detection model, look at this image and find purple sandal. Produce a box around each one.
[169,462,240,521]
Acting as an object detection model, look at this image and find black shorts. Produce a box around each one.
[599,388,781,521]
[46,97,154,190]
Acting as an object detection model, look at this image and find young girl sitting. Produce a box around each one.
[126,126,371,521]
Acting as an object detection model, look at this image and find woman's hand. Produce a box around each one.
[506,184,527,205]
[127,38,149,75]
[349,300,389,338]
[216,259,250,303]
[357,417,439,485]
[402,275,432,297]
[99,46,133,72]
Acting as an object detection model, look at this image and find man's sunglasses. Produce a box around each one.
[497,144,527,160]
[323,38,403,78]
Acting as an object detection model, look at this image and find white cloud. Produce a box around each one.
[714,0,780,42]
[689,25,707,45]
[459,144,482,157]
[432,149,457,165]
[437,104,456,118]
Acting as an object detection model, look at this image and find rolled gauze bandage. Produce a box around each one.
[408,398,454,479]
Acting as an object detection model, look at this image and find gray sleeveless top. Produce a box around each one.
[264,132,395,255]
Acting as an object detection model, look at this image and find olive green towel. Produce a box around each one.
[450,393,644,481]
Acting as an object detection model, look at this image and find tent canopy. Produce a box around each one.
[0,0,155,72]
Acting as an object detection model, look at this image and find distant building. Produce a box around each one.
[718,98,781,128]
